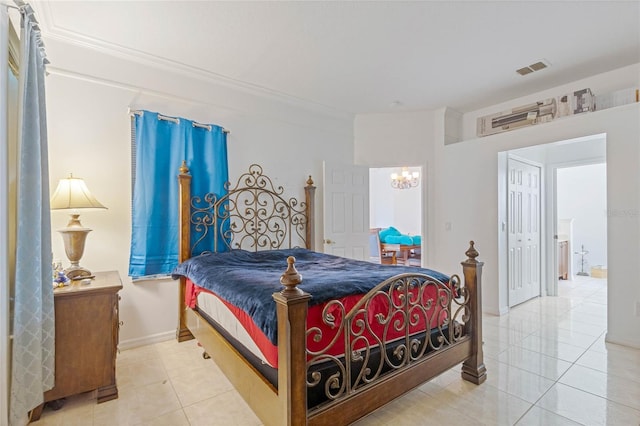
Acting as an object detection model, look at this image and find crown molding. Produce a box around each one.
[32,2,353,121]
[45,66,354,138]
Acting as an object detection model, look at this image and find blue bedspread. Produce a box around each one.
[171,248,449,345]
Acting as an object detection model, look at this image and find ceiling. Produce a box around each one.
[30,1,640,115]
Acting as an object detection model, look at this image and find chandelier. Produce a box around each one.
[390,167,419,189]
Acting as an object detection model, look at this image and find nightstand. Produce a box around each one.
[30,271,123,421]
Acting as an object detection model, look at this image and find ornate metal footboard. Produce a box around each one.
[307,271,468,409]
[280,242,486,425]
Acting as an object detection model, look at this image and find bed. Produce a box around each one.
[172,162,486,426]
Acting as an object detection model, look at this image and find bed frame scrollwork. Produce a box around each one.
[306,272,466,405]
[181,161,315,256]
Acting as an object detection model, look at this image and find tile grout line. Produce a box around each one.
[511,328,599,425]
[496,283,603,425]
[554,330,640,414]
[515,325,640,424]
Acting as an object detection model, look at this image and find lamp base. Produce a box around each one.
[65,266,93,280]
[58,218,93,281]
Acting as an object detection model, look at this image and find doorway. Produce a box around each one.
[369,166,423,263]
[498,133,607,310]
[321,163,424,263]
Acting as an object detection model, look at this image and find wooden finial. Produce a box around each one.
[465,240,479,261]
[306,175,314,187]
[280,256,303,294]
[179,160,189,174]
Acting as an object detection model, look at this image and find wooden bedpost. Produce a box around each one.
[304,176,316,250]
[460,241,486,384]
[273,257,311,426]
[177,161,194,342]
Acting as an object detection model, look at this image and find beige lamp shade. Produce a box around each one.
[50,175,107,210]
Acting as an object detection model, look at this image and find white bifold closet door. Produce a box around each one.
[508,158,541,307]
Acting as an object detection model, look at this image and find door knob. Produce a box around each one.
[324,239,334,244]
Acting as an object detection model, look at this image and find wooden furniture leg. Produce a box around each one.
[29,404,44,422]
[460,241,487,384]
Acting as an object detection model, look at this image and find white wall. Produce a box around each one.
[43,38,354,348]
[369,166,421,235]
[356,64,640,348]
[557,163,607,271]
[355,111,436,168]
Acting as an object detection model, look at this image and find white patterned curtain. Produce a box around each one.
[9,4,54,426]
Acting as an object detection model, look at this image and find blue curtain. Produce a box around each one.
[10,5,55,425]
[129,111,228,278]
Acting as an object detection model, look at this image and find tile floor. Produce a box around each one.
[34,276,640,425]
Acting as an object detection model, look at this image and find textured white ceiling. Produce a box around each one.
[31,1,640,115]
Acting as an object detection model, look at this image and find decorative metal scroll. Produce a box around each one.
[190,164,309,253]
[306,272,469,409]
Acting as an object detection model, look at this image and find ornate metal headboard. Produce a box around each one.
[178,162,316,260]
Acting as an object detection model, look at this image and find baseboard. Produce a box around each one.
[605,332,640,350]
[118,330,175,351]
[484,305,508,316]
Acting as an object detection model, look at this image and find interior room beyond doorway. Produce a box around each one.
[369,166,423,266]
[556,163,607,280]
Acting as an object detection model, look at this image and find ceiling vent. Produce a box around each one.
[516,59,550,76]
[516,67,534,76]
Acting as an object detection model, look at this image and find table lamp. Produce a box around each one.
[50,174,107,279]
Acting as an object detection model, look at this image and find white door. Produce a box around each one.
[322,161,369,260]
[508,158,541,307]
